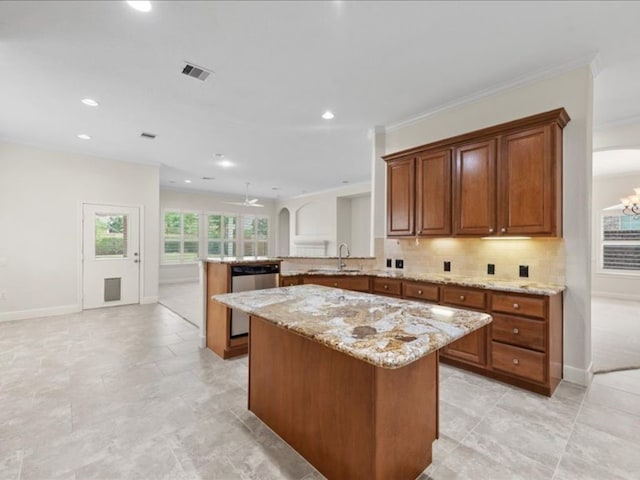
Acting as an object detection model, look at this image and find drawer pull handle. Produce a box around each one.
[418,289,423,295]
[512,358,519,365]
[460,295,465,301]
[513,303,519,309]
[513,328,519,334]
[384,285,388,290]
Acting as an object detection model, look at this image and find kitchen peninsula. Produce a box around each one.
[213,284,492,480]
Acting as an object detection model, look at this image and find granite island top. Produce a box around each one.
[212,284,492,369]
[281,269,565,296]
[202,257,281,265]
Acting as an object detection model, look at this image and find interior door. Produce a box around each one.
[82,204,140,309]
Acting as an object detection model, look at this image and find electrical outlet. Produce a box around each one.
[395,259,404,269]
[487,264,495,275]
[386,258,392,268]
[519,265,529,278]
[444,261,451,272]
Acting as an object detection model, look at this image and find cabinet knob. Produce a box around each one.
[384,284,389,290]
[512,358,520,365]
[501,228,507,233]
[459,295,465,301]
[333,283,338,287]
[417,230,422,234]
[513,328,519,334]
[418,289,423,295]
[513,303,519,309]
[489,228,494,233]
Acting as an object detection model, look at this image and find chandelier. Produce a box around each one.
[621,187,640,218]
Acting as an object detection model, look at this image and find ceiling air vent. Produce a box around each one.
[140,132,157,139]
[181,62,212,81]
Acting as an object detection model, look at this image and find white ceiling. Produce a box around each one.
[593,149,640,177]
[2,1,640,198]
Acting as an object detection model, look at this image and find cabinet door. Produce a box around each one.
[387,156,415,236]
[498,125,557,235]
[442,326,487,366]
[416,148,452,236]
[453,140,496,235]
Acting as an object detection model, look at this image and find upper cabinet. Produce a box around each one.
[384,108,569,238]
[386,155,415,236]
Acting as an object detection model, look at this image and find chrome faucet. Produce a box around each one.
[338,243,350,271]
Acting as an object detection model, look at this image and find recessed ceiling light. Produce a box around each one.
[169,180,176,184]
[127,1,152,12]
[202,176,215,180]
[81,98,99,107]
[77,134,91,140]
[322,111,335,120]
[342,180,349,184]
[184,180,192,184]
[217,159,234,168]
[271,187,281,191]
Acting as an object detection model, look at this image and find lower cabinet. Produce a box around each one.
[302,275,370,292]
[440,286,488,367]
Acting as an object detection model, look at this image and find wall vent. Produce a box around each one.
[140,132,157,139]
[181,62,212,81]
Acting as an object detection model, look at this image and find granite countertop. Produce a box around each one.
[212,284,492,369]
[203,257,281,265]
[280,269,565,296]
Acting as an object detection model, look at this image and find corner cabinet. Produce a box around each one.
[384,108,569,238]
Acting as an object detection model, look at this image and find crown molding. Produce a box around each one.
[385,53,598,133]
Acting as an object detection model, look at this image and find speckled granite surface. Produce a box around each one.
[203,257,281,265]
[212,284,492,369]
[280,269,565,295]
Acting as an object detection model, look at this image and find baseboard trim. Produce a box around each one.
[563,363,594,387]
[592,291,640,302]
[0,304,81,323]
[159,277,199,285]
[141,296,159,305]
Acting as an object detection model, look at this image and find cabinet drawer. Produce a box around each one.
[304,275,370,292]
[403,282,439,302]
[492,293,545,319]
[280,276,302,287]
[492,314,546,351]
[491,342,546,384]
[441,287,486,310]
[371,277,402,296]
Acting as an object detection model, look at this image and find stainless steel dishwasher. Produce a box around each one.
[230,263,280,337]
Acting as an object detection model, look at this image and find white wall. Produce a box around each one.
[0,141,159,321]
[350,195,371,257]
[379,65,594,385]
[159,188,277,283]
[592,172,640,300]
[276,182,372,257]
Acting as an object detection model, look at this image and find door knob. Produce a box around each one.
[134,259,140,263]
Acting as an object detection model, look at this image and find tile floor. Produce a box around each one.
[1,303,639,480]
[158,281,202,328]
[591,296,640,373]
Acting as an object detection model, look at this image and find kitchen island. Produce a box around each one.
[213,284,492,480]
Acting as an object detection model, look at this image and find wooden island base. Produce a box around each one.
[249,315,439,480]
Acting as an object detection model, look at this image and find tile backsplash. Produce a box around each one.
[375,237,565,285]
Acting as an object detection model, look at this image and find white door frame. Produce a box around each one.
[78,201,145,310]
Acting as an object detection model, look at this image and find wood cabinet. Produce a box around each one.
[370,277,403,297]
[386,156,415,236]
[498,125,562,236]
[416,148,452,236]
[440,286,487,366]
[453,140,496,236]
[303,275,370,292]
[384,108,569,238]
[399,279,563,396]
[280,275,302,287]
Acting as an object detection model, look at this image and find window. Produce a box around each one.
[242,215,269,257]
[95,213,128,258]
[207,214,237,258]
[163,211,200,264]
[162,210,269,263]
[601,212,640,273]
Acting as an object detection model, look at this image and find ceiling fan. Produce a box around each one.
[223,182,264,208]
